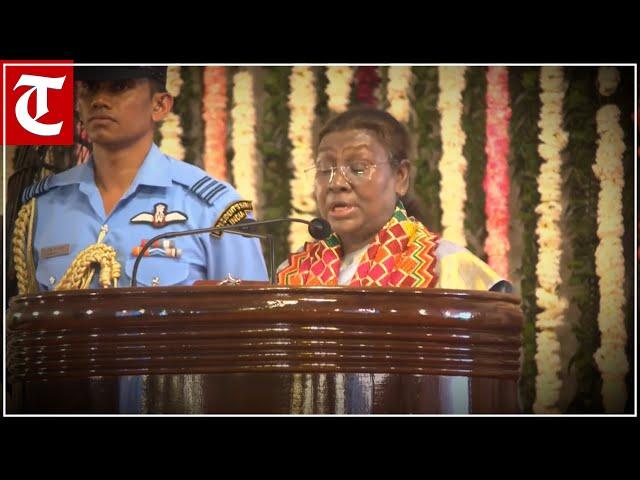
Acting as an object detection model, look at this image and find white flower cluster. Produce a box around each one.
[287,67,317,250]
[166,65,184,97]
[230,70,261,215]
[593,90,628,413]
[597,67,620,97]
[437,66,468,246]
[386,66,413,124]
[326,66,353,113]
[159,66,185,161]
[533,66,569,414]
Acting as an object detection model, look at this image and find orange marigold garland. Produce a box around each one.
[202,66,229,181]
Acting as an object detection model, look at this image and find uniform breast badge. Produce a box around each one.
[130,203,188,228]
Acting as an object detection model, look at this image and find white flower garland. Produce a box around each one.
[326,66,353,113]
[287,66,317,250]
[593,67,627,413]
[533,66,569,414]
[437,66,468,246]
[597,67,621,97]
[230,69,260,215]
[160,66,185,160]
[386,66,413,124]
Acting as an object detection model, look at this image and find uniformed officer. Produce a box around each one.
[12,66,268,293]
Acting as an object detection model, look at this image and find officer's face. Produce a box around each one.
[77,79,170,148]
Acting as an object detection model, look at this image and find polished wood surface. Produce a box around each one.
[7,285,523,413]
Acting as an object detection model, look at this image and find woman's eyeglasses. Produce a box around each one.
[305,161,389,185]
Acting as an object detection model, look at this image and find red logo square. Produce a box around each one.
[3,61,74,145]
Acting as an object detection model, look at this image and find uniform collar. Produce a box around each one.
[129,143,173,188]
[50,143,173,189]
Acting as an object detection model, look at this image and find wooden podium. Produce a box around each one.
[7,285,523,414]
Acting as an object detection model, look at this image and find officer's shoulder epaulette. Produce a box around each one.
[170,160,231,207]
[20,175,58,204]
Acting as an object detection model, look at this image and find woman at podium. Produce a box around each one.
[278,107,510,292]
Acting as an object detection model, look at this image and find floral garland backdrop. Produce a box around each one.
[230,69,261,216]
[354,66,381,107]
[386,66,413,124]
[483,66,512,279]
[159,66,185,161]
[326,66,354,113]
[437,66,468,246]
[533,66,569,414]
[593,67,628,413]
[54,66,634,413]
[287,66,317,250]
[202,66,229,181]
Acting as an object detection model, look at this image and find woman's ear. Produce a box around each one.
[151,93,173,122]
[395,159,411,197]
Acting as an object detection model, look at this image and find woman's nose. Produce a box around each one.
[328,166,350,189]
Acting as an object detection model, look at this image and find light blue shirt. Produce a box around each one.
[26,144,268,290]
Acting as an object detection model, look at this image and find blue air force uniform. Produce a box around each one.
[24,144,268,290]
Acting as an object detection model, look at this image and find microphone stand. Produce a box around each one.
[130,218,319,287]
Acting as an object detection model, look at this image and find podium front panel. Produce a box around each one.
[7,285,523,414]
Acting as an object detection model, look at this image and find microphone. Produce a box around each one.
[130,216,332,287]
[307,217,332,240]
[236,217,331,241]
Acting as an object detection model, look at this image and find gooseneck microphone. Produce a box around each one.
[306,217,332,241]
[130,217,332,287]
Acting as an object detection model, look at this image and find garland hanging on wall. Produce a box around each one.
[483,66,512,279]
[593,67,628,413]
[386,66,413,124]
[354,66,381,107]
[437,66,468,246]
[203,66,229,181]
[326,66,354,113]
[287,66,317,250]
[160,66,185,160]
[230,69,261,214]
[533,66,569,414]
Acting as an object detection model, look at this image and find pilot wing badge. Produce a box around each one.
[130,203,188,228]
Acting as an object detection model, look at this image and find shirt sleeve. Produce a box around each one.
[434,240,504,291]
[202,189,269,282]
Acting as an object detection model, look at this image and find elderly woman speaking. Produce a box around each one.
[278,107,510,292]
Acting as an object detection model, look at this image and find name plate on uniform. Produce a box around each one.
[40,244,71,259]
